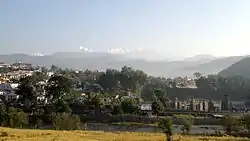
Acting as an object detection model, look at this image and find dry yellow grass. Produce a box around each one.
[0,127,249,141]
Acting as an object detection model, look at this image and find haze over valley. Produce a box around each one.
[0,52,247,77]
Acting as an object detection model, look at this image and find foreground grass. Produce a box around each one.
[0,127,249,141]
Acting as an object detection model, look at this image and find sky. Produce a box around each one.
[1,0,250,59]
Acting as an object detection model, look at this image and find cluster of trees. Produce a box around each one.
[0,66,150,130]
[2,65,250,132]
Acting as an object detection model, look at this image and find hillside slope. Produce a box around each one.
[219,57,250,77]
[185,56,246,75]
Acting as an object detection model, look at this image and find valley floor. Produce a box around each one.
[0,127,249,141]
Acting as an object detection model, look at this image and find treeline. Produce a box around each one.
[47,65,250,100]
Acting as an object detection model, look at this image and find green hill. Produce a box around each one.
[219,57,250,77]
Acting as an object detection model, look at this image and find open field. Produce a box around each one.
[0,127,249,141]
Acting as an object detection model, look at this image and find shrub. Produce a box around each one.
[112,105,123,115]
[0,105,8,126]
[51,112,81,130]
[181,118,192,134]
[121,99,139,114]
[151,100,164,116]
[221,115,241,134]
[157,116,173,133]
[29,115,44,128]
[242,113,250,133]
[8,107,28,128]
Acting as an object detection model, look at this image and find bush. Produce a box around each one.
[0,105,8,126]
[121,99,139,114]
[29,115,44,128]
[112,105,123,115]
[151,100,164,115]
[157,116,173,133]
[242,113,250,133]
[51,112,81,130]
[221,115,241,134]
[181,118,192,134]
[8,107,28,128]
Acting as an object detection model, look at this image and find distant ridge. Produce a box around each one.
[0,52,247,77]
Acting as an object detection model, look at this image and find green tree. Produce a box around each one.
[51,112,80,130]
[242,113,250,133]
[32,71,48,82]
[98,69,120,93]
[121,99,139,114]
[54,100,72,113]
[181,118,193,134]
[45,75,73,103]
[85,93,104,115]
[8,107,28,128]
[112,105,123,115]
[158,116,173,134]
[50,65,61,73]
[151,100,164,116]
[221,115,240,134]
[153,89,170,109]
[0,105,7,126]
[16,76,37,108]
[141,77,169,101]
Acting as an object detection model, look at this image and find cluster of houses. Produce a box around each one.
[140,94,250,114]
[0,62,53,103]
[0,62,35,83]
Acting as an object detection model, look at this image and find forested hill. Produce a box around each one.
[219,57,250,77]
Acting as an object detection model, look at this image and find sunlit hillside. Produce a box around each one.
[0,127,248,141]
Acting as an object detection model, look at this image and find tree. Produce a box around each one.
[45,75,73,103]
[242,114,250,133]
[153,89,170,109]
[158,116,173,134]
[50,65,61,73]
[16,76,37,108]
[32,71,48,82]
[221,115,240,134]
[151,100,164,116]
[121,99,139,114]
[181,118,193,134]
[141,77,169,101]
[0,105,7,126]
[98,69,120,93]
[51,112,80,130]
[7,107,28,128]
[85,93,104,115]
[54,100,72,113]
[112,105,123,115]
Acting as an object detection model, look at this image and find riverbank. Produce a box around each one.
[0,127,248,141]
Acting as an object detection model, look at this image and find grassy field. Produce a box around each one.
[0,127,249,141]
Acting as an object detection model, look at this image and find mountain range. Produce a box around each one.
[0,52,247,77]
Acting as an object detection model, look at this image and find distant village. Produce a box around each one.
[0,61,249,117]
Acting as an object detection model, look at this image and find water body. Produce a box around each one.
[85,123,223,134]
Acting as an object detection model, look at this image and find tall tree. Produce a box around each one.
[16,76,37,108]
[45,75,73,103]
[151,100,164,116]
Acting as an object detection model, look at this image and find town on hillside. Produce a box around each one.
[0,61,249,115]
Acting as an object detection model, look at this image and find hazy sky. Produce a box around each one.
[1,0,250,59]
